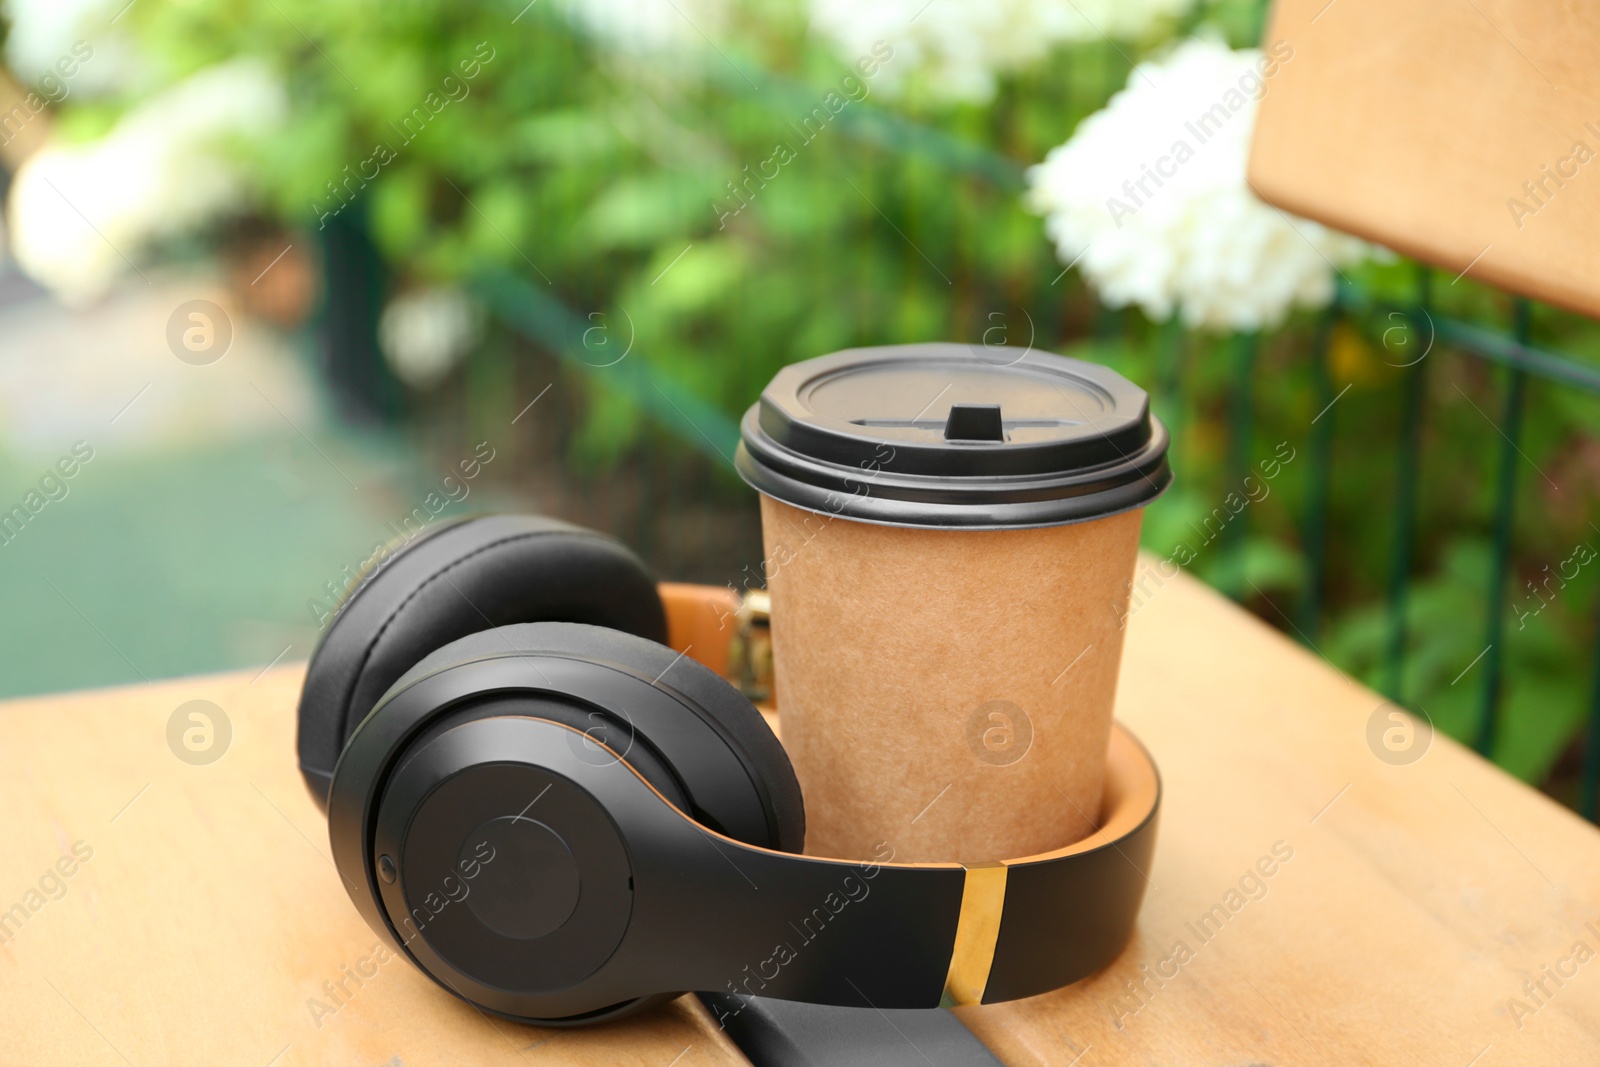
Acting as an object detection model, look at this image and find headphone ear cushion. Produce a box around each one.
[384,622,806,854]
[296,515,667,808]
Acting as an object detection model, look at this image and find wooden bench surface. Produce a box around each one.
[1,567,1597,1065]
[1250,0,1600,316]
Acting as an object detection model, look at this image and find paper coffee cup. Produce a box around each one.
[735,344,1171,863]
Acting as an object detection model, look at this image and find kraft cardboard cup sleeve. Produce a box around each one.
[736,343,1171,863]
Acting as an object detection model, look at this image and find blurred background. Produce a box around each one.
[0,0,1597,819]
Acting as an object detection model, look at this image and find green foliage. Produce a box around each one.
[96,0,1600,798]
[1327,536,1597,782]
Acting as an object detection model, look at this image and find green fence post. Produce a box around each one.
[636,434,656,568]
[1093,303,1124,345]
[1223,332,1259,599]
[316,207,401,423]
[1381,267,1432,702]
[1475,300,1532,756]
[1157,315,1186,447]
[1298,307,1338,641]
[1581,604,1600,820]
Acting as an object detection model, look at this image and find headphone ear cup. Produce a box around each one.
[296,515,667,808]
[381,622,806,854]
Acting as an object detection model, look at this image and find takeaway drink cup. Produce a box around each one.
[735,344,1171,863]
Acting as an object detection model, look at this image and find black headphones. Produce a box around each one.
[298,514,1160,1027]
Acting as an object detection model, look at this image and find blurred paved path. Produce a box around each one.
[0,266,458,698]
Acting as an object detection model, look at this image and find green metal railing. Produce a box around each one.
[1294,275,1600,817]
[480,267,1600,823]
[459,37,1600,823]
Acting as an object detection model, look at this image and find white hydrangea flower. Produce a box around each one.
[378,287,485,390]
[1,0,139,97]
[6,59,286,304]
[1026,36,1378,332]
[809,0,1195,102]
[557,0,731,56]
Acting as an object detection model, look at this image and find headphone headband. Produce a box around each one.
[328,651,1159,1021]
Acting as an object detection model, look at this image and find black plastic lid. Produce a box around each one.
[735,343,1171,529]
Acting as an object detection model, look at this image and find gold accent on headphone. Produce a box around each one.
[940,861,1008,1006]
